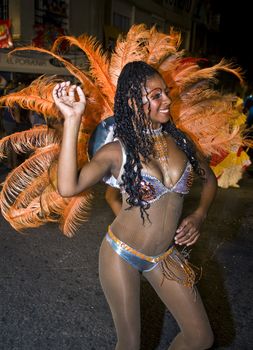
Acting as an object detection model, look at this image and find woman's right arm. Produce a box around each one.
[53,82,114,197]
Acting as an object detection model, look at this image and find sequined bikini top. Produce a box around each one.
[103,139,194,203]
[139,162,193,203]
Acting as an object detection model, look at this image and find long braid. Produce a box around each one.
[114,62,157,219]
[163,122,205,178]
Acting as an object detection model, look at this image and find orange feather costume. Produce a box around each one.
[0,24,251,236]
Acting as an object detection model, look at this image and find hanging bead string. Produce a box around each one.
[153,133,169,163]
[152,132,174,186]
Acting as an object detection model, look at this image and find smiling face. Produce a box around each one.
[142,73,171,129]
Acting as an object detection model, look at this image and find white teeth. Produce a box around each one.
[160,109,169,112]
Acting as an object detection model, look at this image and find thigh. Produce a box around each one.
[99,237,141,340]
[143,265,212,339]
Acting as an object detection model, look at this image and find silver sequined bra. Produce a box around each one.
[103,139,194,201]
[138,162,194,203]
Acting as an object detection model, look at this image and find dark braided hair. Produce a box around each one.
[162,123,204,178]
[113,61,203,220]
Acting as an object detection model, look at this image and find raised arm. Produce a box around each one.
[53,82,114,197]
[175,154,218,246]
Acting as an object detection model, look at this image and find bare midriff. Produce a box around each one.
[110,191,184,256]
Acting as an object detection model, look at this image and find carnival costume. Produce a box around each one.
[103,128,197,286]
[106,226,196,288]
[0,24,252,241]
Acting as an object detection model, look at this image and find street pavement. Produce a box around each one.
[0,164,252,350]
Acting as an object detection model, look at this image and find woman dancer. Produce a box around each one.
[54,61,217,350]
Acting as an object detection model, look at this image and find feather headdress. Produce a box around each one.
[0,24,251,236]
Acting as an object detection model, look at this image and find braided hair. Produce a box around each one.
[114,61,203,220]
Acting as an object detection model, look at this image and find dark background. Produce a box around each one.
[219,3,251,84]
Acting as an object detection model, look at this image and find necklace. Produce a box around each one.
[144,127,171,180]
[144,126,163,136]
[153,132,169,163]
[151,126,163,136]
[153,132,172,184]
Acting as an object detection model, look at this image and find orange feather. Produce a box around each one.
[60,192,93,237]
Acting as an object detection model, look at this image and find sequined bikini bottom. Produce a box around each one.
[106,227,198,288]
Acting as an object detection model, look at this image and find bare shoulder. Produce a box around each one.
[91,140,122,178]
[92,139,122,167]
[94,139,122,157]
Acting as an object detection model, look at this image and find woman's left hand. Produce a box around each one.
[174,212,205,246]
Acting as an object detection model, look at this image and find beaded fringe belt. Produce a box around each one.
[108,227,199,288]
